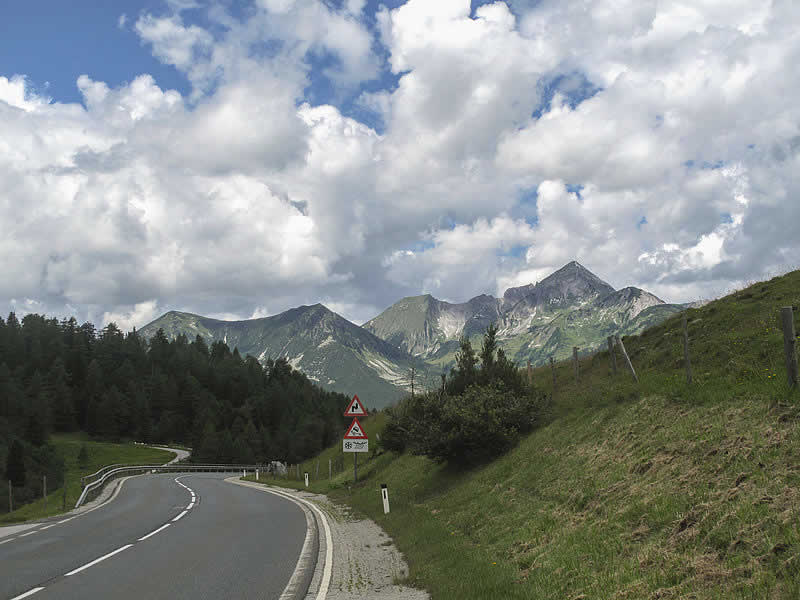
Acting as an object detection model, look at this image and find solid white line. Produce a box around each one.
[39,524,56,530]
[0,538,14,545]
[64,544,133,576]
[57,518,74,524]
[19,531,37,537]
[138,523,171,541]
[187,502,194,509]
[9,587,45,599]
[230,480,333,600]
[172,510,188,522]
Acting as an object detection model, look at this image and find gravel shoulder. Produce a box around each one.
[253,484,429,600]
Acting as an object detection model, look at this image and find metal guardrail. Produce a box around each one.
[80,463,147,488]
[75,463,270,509]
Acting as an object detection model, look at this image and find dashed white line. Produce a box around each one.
[138,523,171,541]
[9,587,45,599]
[65,544,133,576]
[57,517,74,524]
[39,524,56,530]
[19,531,37,537]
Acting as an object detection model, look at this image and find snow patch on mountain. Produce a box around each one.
[288,353,304,369]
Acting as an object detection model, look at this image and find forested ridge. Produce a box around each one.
[0,312,352,512]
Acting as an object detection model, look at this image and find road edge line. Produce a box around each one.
[226,478,330,600]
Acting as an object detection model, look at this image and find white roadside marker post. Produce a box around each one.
[256,469,259,481]
[304,472,309,488]
[381,483,390,514]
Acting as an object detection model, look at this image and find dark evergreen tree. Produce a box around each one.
[6,439,26,487]
[49,357,75,431]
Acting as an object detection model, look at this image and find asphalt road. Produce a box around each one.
[0,473,307,600]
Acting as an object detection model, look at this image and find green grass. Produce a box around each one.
[0,434,175,525]
[243,268,800,599]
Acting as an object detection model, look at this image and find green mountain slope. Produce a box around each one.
[139,304,430,409]
[261,267,800,599]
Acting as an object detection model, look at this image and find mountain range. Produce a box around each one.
[140,261,688,408]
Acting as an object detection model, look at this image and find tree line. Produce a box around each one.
[0,312,351,511]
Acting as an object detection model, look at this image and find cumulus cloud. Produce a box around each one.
[2,0,800,332]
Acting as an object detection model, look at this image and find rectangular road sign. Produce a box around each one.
[343,439,369,453]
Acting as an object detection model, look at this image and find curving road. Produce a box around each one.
[0,473,307,600]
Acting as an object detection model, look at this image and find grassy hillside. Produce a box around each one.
[0,435,174,524]
[244,268,800,599]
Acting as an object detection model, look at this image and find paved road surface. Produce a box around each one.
[0,473,307,600]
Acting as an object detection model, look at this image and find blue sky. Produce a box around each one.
[0,1,189,104]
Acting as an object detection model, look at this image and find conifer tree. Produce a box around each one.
[6,439,26,487]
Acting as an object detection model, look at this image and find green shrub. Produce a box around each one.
[387,384,547,466]
[385,323,548,466]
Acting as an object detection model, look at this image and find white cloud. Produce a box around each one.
[0,75,48,112]
[102,300,160,331]
[3,0,800,331]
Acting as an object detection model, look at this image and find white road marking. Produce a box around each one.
[57,518,74,524]
[39,524,56,530]
[174,475,197,510]
[65,544,133,576]
[172,510,188,522]
[9,587,45,599]
[19,531,37,537]
[138,523,171,541]
[0,538,14,545]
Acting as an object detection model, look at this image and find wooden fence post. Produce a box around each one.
[573,347,579,383]
[781,307,798,388]
[615,334,639,383]
[549,356,556,398]
[683,313,693,385]
[607,336,617,375]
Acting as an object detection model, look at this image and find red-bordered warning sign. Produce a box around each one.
[344,417,368,439]
[344,394,368,417]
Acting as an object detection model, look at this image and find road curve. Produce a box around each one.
[0,473,307,600]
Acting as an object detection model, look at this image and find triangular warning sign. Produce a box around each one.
[344,394,367,417]
[344,417,368,439]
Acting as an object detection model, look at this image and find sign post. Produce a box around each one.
[343,395,369,483]
[304,472,309,487]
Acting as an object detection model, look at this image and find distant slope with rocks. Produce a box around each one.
[140,304,430,409]
[141,261,686,406]
[365,261,685,368]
